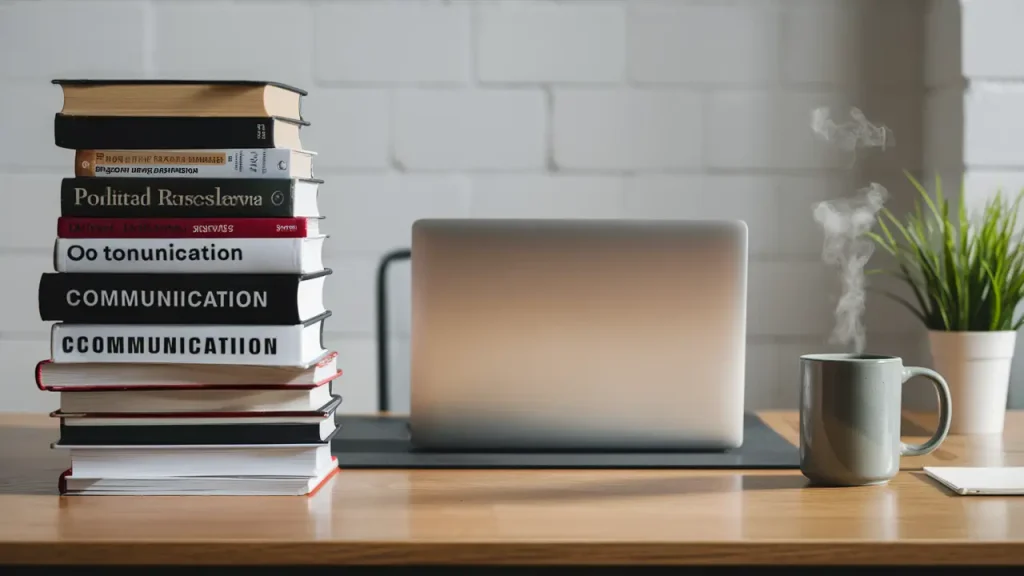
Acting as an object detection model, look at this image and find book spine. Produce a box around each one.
[58,217,314,239]
[55,115,288,149]
[58,421,332,446]
[53,238,306,273]
[51,323,307,365]
[58,468,71,495]
[60,177,299,218]
[75,149,301,179]
[39,272,321,325]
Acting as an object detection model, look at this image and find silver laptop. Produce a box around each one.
[409,219,748,451]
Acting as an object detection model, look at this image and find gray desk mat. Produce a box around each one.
[331,413,799,469]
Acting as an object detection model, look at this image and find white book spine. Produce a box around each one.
[77,149,307,179]
[54,238,304,273]
[52,324,308,366]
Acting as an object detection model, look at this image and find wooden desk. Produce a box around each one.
[2,411,1024,566]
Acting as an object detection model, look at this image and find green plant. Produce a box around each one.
[868,170,1024,331]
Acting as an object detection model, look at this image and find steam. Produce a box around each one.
[813,183,888,354]
[810,107,894,154]
[810,107,893,354]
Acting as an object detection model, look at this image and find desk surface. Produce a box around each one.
[2,411,1024,566]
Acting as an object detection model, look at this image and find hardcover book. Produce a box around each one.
[54,442,335,478]
[55,395,342,445]
[55,115,306,150]
[75,149,314,179]
[58,217,322,239]
[57,381,337,414]
[53,79,305,121]
[52,237,326,274]
[35,351,340,390]
[50,312,331,366]
[59,461,339,497]
[60,177,322,218]
[38,271,331,325]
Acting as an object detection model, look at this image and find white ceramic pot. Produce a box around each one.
[927,330,1017,434]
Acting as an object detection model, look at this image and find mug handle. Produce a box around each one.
[899,366,953,457]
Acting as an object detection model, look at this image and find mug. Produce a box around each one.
[799,353,952,486]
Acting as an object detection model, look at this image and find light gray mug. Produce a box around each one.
[799,353,953,486]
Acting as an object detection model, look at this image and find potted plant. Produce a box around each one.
[868,171,1024,434]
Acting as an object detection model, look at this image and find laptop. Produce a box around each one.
[409,219,748,451]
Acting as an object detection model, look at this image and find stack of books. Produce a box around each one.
[37,79,342,496]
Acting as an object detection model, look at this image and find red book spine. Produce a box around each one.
[58,468,71,495]
[57,217,314,239]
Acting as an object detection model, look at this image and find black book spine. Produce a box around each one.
[61,177,298,217]
[38,271,329,325]
[58,420,336,446]
[54,115,288,149]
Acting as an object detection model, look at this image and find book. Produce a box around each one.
[36,351,340,390]
[44,78,335,498]
[53,79,305,121]
[54,443,335,478]
[55,115,305,150]
[55,396,342,445]
[59,460,339,496]
[58,217,322,239]
[50,313,331,366]
[53,237,326,274]
[60,177,322,218]
[75,149,314,179]
[57,381,336,414]
[39,271,330,325]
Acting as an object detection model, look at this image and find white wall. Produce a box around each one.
[923,0,1024,408]
[0,0,927,413]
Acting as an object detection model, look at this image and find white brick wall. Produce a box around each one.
[928,0,1024,408]
[394,89,547,170]
[1,0,931,413]
[623,175,778,256]
[553,89,704,170]
[629,3,779,85]
[314,0,471,84]
[153,2,315,88]
[478,1,625,83]
[302,89,392,170]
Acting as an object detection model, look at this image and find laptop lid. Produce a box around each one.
[408,219,748,451]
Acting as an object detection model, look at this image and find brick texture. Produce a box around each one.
[394,89,546,170]
[553,89,704,170]
[628,3,779,85]
[153,1,314,88]
[939,0,1024,407]
[962,0,1024,79]
[0,0,939,412]
[477,1,625,83]
[318,174,472,253]
[302,89,391,169]
[0,0,147,80]
[313,0,470,83]
[623,175,779,255]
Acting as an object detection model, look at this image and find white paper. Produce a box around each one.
[924,466,1024,495]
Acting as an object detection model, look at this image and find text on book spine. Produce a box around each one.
[65,289,269,309]
[65,243,243,262]
[60,336,279,356]
[73,186,278,207]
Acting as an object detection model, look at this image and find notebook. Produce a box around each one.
[923,466,1024,495]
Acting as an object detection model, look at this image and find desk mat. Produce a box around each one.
[331,413,799,469]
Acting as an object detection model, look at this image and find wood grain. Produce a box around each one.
[2,411,1024,565]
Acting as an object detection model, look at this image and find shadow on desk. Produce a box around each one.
[381,473,809,507]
